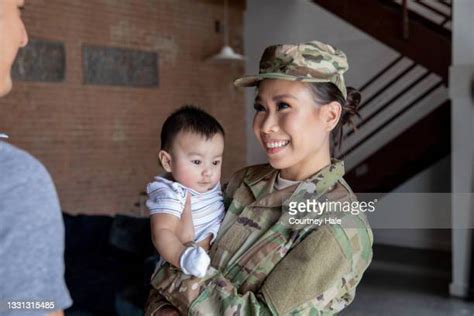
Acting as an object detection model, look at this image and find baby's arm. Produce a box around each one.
[150,213,187,268]
[197,235,212,251]
[150,192,210,277]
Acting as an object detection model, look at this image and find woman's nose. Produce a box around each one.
[260,113,279,134]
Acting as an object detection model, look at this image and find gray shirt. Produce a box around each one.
[0,141,72,315]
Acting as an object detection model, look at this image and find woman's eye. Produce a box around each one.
[253,103,265,112]
[191,160,201,165]
[212,160,221,166]
[277,102,290,110]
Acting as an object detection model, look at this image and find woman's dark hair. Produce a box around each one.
[307,82,362,155]
[161,105,225,152]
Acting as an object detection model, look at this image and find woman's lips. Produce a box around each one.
[263,140,290,155]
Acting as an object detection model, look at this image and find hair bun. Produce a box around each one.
[333,87,362,153]
[340,87,361,126]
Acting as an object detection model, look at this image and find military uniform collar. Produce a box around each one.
[297,159,345,193]
[244,159,345,207]
[242,164,278,201]
[286,158,345,202]
[243,163,275,186]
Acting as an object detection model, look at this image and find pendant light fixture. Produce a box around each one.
[208,0,244,62]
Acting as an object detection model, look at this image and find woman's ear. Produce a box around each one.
[158,150,173,172]
[321,101,342,132]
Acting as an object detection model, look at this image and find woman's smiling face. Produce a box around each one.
[252,79,339,180]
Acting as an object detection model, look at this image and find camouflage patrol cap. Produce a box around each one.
[234,40,349,98]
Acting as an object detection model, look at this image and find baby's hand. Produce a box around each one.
[179,244,210,278]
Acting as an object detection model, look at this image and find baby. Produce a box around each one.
[146,105,225,277]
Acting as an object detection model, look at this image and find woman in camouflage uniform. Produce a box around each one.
[146,40,373,315]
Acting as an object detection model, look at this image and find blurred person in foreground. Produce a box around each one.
[0,0,72,315]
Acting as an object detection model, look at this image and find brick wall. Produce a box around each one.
[0,0,246,215]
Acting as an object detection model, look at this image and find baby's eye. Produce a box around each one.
[253,103,265,112]
[191,160,201,165]
[277,102,290,110]
[212,160,221,166]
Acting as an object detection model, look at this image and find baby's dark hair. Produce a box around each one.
[161,105,225,152]
[307,82,362,155]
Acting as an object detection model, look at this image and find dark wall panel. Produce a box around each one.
[83,45,159,87]
[12,39,66,82]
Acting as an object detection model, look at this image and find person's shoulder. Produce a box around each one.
[146,176,184,199]
[323,178,373,258]
[1,141,42,167]
[0,142,62,235]
[0,141,51,187]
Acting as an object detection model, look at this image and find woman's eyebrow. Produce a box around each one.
[255,94,297,102]
[273,94,298,101]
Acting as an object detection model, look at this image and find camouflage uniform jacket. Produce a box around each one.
[147,160,373,315]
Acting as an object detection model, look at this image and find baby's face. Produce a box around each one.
[169,131,224,193]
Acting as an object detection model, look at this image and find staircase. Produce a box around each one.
[313,0,451,192]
